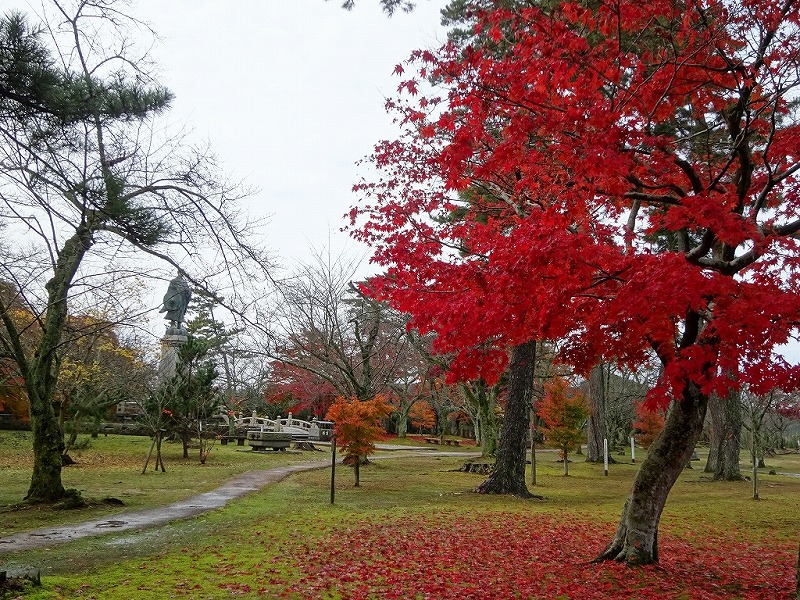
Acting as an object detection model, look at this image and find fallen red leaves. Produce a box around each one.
[262,513,794,599]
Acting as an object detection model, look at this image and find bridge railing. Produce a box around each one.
[228,413,334,442]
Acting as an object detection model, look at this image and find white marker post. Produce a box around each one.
[630,437,636,464]
[603,438,609,477]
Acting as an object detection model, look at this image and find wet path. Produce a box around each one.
[0,461,330,555]
[0,449,476,555]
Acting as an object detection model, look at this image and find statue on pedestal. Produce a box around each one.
[158,272,192,382]
[160,272,192,334]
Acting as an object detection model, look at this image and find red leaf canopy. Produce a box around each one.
[352,0,800,405]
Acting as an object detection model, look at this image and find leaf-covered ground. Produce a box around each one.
[185,513,793,599]
[11,452,799,599]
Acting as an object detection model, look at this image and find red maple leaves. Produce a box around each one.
[262,514,795,599]
[350,0,800,406]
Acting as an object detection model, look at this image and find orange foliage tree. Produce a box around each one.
[408,400,436,434]
[326,395,393,486]
[539,377,589,476]
[633,403,666,449]
[0,374,28,421]
[0,294,41,421]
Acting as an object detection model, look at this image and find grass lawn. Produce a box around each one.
[1,434,799,599]
[0,431,340,535]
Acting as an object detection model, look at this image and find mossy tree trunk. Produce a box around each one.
[476,380,499,457]
[460,378,500,457]
[395,401,411,438]
[24,228,93,502]
[596,382,708,564]
[475,340,536,498]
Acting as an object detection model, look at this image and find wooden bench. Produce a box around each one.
[424,437,461,446]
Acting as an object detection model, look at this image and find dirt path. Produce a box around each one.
[0,449,476,555]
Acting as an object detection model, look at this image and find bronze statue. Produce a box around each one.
[161,272,192,331]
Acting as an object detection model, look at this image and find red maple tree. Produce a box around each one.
[265,359,338,418]
[776,394,800,421]
[633,403,666,450]
[351,0,800,563]
[408,399,436,433]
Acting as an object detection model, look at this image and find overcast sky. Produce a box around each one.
[133,0,450,275]
[6,1,798,361]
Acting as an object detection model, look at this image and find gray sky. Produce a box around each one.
[136,0,450,273]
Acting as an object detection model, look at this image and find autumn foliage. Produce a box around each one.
[326,395,393,462]
[633,403,666,449]
[776,397,800,422]
[352,0,800,563]
[352,0,800,402]
[538,377,589,474]
[408,399,436,432]
[265,359,338,418]
[196,513,795,599]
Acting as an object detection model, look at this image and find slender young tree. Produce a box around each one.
[539,377,589,476]
[326,395,393,486]
[165,335,220,463]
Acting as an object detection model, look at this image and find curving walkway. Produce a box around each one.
[0,448,476,555]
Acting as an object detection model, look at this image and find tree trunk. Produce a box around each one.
[156,431,165,472]
[475,340,536,498]
[705,389,743,480]
[478,386,499,457]
[26,388,67,502]
[596,383,708,564]
[396,408,409,438]
[354,454,360,487]
[24,228,93,502]
[586,363,611,463]
[461,379,499,458]
[182,428,190,459]
[64,415,80,455]
[704,405,719,473]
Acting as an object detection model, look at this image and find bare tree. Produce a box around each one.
[262,251,412,402]
[586,362,652,461]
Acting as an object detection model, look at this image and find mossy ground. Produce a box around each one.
[1,434,798,598]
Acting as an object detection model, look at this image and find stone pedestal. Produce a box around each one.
[159,331,188,383]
